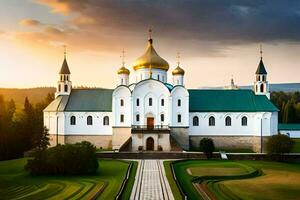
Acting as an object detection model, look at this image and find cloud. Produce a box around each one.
[19,19,42,27]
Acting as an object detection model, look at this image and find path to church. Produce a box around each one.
[130,160,175,200]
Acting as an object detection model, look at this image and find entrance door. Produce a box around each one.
[147,117,154,129]
[146,137,154,151]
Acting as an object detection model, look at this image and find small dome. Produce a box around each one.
[118,66,130,75]
[172,66,185,75]
[133,39,169,71]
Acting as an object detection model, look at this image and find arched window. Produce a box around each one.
[160,114,165,122]
[136,98,140,106]
[103,116,109,126]
[70,116,76,125]
[136,114,140,122]
[58,84,61,92]
[209,116,215,126]
[241,116,247,126]
[161,99,164,106]
[149,98,152,106]
[87,116,93,125]
[177,114,182,123]
[260,84,264,92]
[120,114,124,122]
[262,75,266,81]
[120,99,124,106]
[64,84,68,92]
[225,116,231,126]
[177,99,181,107]
[193,116,199,126]
[66,75,69,81]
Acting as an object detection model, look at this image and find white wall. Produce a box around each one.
[134,68,168,83]
[44,111,113,135]
[189,112,277,136]
[131,79,170,126]
[280,130,300,138]
[112,86,132,127]
[171,86,189,127]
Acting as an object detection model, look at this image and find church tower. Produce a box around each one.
[117,50,130,86]
[172,53,185,86]
[55,47,72,98]
[254,46,270,99]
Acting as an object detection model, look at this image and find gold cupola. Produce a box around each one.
[117,66,130,75]
[172,53,185,75]
[132,38,169,71]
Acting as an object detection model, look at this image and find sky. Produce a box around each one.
[0,0,300,89]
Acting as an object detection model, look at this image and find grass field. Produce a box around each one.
[0,158,133,200]
[169,160,300,200]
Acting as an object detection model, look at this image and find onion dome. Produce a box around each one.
[133,38,169,71]
[117,66,130,75]
[172,66,185,75]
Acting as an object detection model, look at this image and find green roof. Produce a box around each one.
[256,59,267,75]
[189,89,278,112]
[65,89,113,111]
[278,123,300,131]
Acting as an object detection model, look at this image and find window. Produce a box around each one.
[177,114,182,123]
[136,114,140,122]
[66,75,69,81]
[120,99,124,106]
[209,116,215,126]
[225,116,231,126]
[262,75,266,81]
[60,75,63,81]
[64,84,68,92]
[58,84,61,92]
[161,114,164,122]
[158,74,160,81]
[149,98,152,106]
[87,116,93,125]
[120,114,124,123]
[260,84,264,92]
[103,116,109,126]
[136,98,140,106]
[70,116,76,125]
[161,99,164,106]
[177,99,181,107]
[193,116,199,126]
[241,116,247,126]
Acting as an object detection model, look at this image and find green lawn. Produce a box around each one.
[0,158,134,200]
[292,139,300,153]
[171,160,300,200]
[163,161,182,200]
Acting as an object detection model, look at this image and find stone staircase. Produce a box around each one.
[119,137,132,152]
[170,135,183,151]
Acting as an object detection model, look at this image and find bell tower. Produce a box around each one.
[254,45,270,99]
[55,46,72,98]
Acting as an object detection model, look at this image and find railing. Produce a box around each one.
[131,125,170,130]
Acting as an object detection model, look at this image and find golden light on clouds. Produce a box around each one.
[19,19,42,27]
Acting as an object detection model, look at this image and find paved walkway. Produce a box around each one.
[130,160,174,200]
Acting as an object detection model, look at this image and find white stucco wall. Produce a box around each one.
[134,68,168,83]
[189,111,277,137]
[279,130,300,138]
[112,86,132,127]
[171,86,189,127]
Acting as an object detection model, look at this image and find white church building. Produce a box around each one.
[44,35,279,153]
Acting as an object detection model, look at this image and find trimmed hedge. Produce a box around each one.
[25,141,99,175]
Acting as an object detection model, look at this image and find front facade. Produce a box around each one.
[44,36,279,152]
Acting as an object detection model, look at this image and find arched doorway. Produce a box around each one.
[146,137,154,151]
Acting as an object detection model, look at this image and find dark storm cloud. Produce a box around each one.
[58,0,300,44]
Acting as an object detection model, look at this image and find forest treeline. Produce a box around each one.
[0,93,54,160]
[271,92,300,123]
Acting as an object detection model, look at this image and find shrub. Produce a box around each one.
[267,134,294,155]
[25,141,99,175]
[199,138,215,159]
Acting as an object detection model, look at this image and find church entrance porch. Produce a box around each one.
[146,137,154,150]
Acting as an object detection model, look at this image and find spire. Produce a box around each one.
[176,52,180,67]
[59,45,71,74]
[172,52,185,76]
[256,44,267,75]
[149,28,153,78]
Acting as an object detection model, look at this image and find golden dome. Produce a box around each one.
[117,66,130,75]
[133,39,169,71]
[172,66,185,75]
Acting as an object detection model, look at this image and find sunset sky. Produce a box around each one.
[0,0,300,89]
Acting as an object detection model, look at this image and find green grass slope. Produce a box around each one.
[0,158,131,200]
